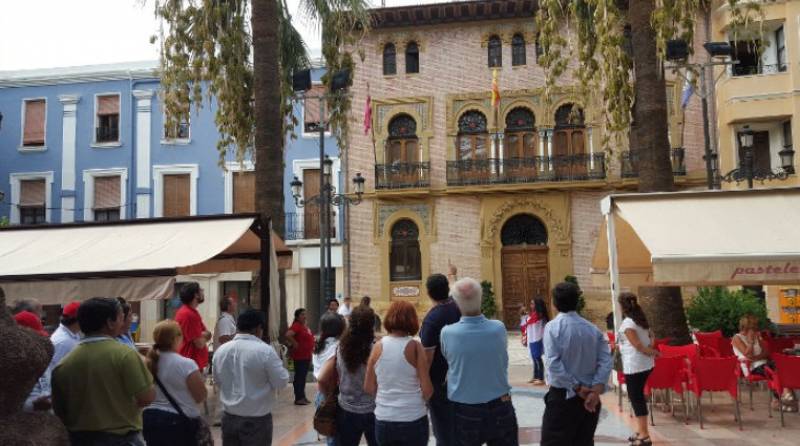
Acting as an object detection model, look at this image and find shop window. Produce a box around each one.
[405,42,419,74]
[511,34,526,66]
[390,219,421,282]
[488,35,502,67]
[383,43,397,75]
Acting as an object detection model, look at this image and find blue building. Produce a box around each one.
[0,61,343,337]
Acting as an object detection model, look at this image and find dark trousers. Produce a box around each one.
[221,412,272,446]
[453,396,518,446]
[541,388,601,446]
[293,359,310,401]
[335,407,378,446]
[428,389,454,446]
[375,415,429,446]
[68,431,144,446]
[143,408,197,446]
[624,369,653,417]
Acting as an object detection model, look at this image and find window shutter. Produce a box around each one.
[232,171,256,214]
[23,100,46,145]
[94,176,121,209]
[163,174,190,217]
[20,179,46,205]
[98,95,120,116]
[304,84,326,129]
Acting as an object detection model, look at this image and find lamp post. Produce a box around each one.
[290,68,364,312]
[718,125,794,189]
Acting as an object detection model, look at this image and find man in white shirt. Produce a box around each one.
[213,295,238,350]
[337,296,353,318]
[213,309,289,446]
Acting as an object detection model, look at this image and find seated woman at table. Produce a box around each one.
[732,315,797,411]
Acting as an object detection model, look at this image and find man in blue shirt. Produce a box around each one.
[441,277,518,446]
[419,269,461,446]
[541,282,612,445]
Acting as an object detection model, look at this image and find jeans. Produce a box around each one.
[428,388,454,446]
[68,431,145,446]
[221,412,273,446]
[541,388,601,446]
[529,341,544,381]
[375,415,429,446]
[453,397,518,446]
[335,407,377,446]
[624,369,652,417]
[143,408,198,446]
[293,359,310,401]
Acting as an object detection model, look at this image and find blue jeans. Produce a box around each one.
[375,415,429,446]
[335,407,377,446]
[529,340,544,381]
[453,397,518,446]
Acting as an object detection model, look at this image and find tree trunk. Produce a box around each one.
[252,0,286,337]
[628,0,690,343]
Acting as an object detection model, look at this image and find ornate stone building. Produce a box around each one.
[343,0,709,326]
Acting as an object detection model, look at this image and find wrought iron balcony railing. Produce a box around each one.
[375,162,430,189]
[445,154,606,186]
[284,211,336,241]
[620,148,687,178]
[732,63,788,77]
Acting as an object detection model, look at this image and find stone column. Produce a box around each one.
[58,95,80,223]
[546,128,555,172]
[133,90,154,218]
[538,129,548,172]
[588,127,595,171]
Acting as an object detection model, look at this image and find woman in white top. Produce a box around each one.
[731,315,788,409]
[618,293,659,446]
[522,297,550,385]
[312,312,346,445]
[365,301,433,446]
[143,320,207,446]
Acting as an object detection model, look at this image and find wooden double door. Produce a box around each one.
[501,245,550,328]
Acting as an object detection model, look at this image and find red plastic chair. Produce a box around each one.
[652,337,671,350]
[765,353,800,427]
[645,356,689,425]
[717,337,735,358]
[659,343,699,361]
[766,337,795,354]
[695,330,723,344]
[736,359,769,410]
[689,357,742,429]
[696,331,725,357]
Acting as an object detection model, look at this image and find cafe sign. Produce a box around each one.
[653,259,800,285]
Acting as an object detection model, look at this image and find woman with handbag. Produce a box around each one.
[313,312,346,445]
[318,306,379,446]
[143,320,210,446]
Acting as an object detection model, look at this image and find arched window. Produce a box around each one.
[504,107,536,159]
[386,114,418,165]
[488,35,502,67]
[390,219,421,282]
[501,214,548,246]
[553,103,587,177]
[383,43,396,75]
[512,34,526,66]
[457,111,489,161]
[405,42,419,74]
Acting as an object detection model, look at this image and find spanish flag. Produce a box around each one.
[491,68,500,109]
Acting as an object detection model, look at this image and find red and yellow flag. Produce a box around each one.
[491,68,501,109]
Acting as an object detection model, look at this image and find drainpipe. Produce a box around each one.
[128,70,151,219]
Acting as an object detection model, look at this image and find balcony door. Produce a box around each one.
[504,107,537,181]
[738,130,771,173]
[456,110,491,183]
[303,169,321,239]
[553,104,587,179]
[384,114,420,186]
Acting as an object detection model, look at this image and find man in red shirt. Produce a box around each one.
[175,282,211,370]
[285,308,314,405]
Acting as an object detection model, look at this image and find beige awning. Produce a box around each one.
[593,187,800,286]
[0,215,291,304]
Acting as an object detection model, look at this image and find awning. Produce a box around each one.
[593,187,800,287]
[0,214,292,304]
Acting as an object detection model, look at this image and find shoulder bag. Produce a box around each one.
[154,376,214,446]
[313,353,339,437]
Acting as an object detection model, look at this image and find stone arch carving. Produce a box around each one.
[484,198,569,246]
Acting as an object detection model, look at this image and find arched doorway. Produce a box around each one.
[500,214,550,328]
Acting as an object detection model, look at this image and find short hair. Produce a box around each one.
[294,308,306,320]
[237,309,266,333]
[77,298,121,334]
[426,274,450,301]
[360,296,371,306]
[328,299,339,308]
[552,282,580,313]
[179,282,200,305]
[220,296,232,313]
[452,278,482,315]
[11,298,39,315]
[383,300,419,335]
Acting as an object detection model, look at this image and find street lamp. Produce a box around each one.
[719,125,793,189]
[291,69,360,310]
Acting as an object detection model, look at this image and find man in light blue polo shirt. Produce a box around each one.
[441,277,518,446]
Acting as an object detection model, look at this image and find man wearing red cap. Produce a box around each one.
[15,311,53,412]
[50,301,82,368]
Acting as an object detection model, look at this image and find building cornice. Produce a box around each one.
[369,0,538,30]
[0,61,159,89]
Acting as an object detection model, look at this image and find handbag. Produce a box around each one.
[313,354,340,437]
[154,376,214,446]
[612,336,624,372]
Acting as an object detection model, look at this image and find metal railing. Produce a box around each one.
[284,212,336,241]
[620,148,687,178]
[445,154,606,186]
[732,63,788,77]
[375,162,430,189]
[96,126,120,143]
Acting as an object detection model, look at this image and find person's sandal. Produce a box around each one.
[632,437,652,446]
[628,434,642,443]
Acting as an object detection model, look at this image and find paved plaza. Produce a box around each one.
[205,333,800,445]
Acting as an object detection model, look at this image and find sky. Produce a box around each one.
[0,0,448,71]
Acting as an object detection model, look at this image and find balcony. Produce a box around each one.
[620,148,687,178]
[375,162,430,189]
[284,212,336,241]
[732,63,787,77]
[445,154,606,186]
